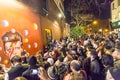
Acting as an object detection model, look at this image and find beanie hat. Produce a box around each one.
[47,58,54,65]
[28,56,37,66]
[47,66,58,79]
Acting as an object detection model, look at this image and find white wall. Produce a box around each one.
[111,0,120,22]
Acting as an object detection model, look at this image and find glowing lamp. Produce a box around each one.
[4,59,9,64]
[33,23,38,30]
[24,38,28,43]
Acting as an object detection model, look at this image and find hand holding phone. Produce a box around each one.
[31,69,40,75]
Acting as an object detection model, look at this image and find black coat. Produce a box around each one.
[8,64,28,80]
[22,65,40,80]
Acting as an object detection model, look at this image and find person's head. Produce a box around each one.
[57,56,64,62]
[102,54,114,67]
[104,45,113,54]
[86,45,94,51]
[10,55,22,66]
[70,60,81,72]
[28,56,37,66]
[47,58,54,66]
[87,49,97,59]
[2,31,23,59]
[43,61,50,70]
[35,50,43,57]
[104,45,112,50]
[0,65,4,72]
[14,76,27,80]
[63,54,73,62]
[0,64,5,74]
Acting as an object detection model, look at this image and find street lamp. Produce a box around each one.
[58,13,62,18]
[93,20,98,25]
[104,29,108,33]
[92,20,98,33]
[99,29,102,32]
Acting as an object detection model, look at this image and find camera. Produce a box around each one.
[31,69,40,75]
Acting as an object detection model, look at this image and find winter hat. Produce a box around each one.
[47,66,58,79]
[28,56,37,66]
[47,58,54,65]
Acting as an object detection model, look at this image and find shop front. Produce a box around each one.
[112,20,120,33]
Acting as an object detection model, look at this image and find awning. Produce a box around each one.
[112,20,120,28]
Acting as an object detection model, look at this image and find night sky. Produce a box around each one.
[64,0,113,24]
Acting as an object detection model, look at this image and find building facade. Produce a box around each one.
[111,0,120,32]
[0,0,70,66]
[20,0,70,46]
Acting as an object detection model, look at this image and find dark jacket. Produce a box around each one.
[22,56,40,80]
[8,64,28,80]
[90,59,101,80]
[108,59,120,80]
[22,65,40,80]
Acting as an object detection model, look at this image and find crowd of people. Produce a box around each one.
[0,32,120,80]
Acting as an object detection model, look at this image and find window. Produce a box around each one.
[112,3,115,9]
[41,0,48,15]
[42,0,48,11]
[118,0,120,6]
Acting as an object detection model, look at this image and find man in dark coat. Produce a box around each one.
[87,49,101,80]
[8,55,28,80]
[22,56,40,80]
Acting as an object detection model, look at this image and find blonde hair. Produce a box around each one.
[70,72,84,80]
[14,77,27,80]
[0,74,4,80]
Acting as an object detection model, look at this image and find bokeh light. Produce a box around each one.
[3,37,8,41]
[0,47,2,51]
[10,28,16,33]
[0,56,1,62]
[93,20,98,25]
[28,44,31,49]
[99,29,102,32]
[58,13,62,18]
[104,29,108,33]
[23,30,29,36]
[4,59,9,64]
[24,38,28,43]
[2,20,9,27]
[33,23,38,30]
[33,42,38,48]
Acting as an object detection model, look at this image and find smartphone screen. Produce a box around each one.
[31,69,40,75]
